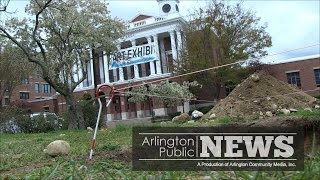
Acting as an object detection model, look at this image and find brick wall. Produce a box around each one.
[267,57,320,97]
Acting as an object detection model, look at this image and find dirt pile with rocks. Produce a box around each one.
[205,71,319,120]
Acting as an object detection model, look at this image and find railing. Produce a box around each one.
[126,16,167,30]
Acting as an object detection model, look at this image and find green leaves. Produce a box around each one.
[179,0,272,99]
[127,80,200,107]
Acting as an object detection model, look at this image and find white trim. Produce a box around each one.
[74,85,94,92]
[313,67,320,69]
[100,73,172,86]
[285,70,300,74]
[271,54,320,65]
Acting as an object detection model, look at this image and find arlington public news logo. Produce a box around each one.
[132,127,304,171]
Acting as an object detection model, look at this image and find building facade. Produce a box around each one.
[1,72,57,112]
[58,0,190,121]
[4,0,319,122]
[267,54,320,97]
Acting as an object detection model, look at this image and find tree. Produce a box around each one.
[0,0,124,129]
[179,0,272,99]
[0,40,33,107]
[127,80,200,112]
[0,0,10,12]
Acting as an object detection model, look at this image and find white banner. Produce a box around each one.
[109,44,156,69]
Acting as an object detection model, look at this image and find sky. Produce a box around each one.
[2,0,320,64]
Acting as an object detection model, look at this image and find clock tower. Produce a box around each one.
[157,0,180,16]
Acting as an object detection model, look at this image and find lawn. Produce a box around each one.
[1,113,320,179]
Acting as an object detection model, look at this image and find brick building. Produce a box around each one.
[267,54,320,97]
[5,74,57,113]
[4,0,319,122]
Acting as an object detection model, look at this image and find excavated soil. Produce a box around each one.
[205,71,319,120]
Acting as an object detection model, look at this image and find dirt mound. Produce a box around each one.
[205,71,319,120]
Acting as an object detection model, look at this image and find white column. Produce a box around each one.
[117,44,124,81]
[176,30,182,58]
[169,30,177,62]
[159,38,167,73]
[131,39,140,79]
[153,34,162,74]
[89,49,94,86]
[113,69,117,82]
[103,51,110,83]
[147,36,155,75]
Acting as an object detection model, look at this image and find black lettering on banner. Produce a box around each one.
[132,48,137,58]
[138,47,143,57]
[146,46,150,55]
[128,49,132,59]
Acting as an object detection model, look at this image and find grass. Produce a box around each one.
[286,109,320,117]
[1,120,320,179]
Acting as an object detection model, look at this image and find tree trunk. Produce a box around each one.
[65,94,85,129]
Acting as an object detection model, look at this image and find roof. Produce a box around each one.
[271,54,320,65]
[129,14,153,23]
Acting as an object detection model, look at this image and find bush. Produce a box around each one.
[0,106,64,133]
[78,94,99,128]
[168,112,181,119]
[0,107,28,133]
[24,113,64,133]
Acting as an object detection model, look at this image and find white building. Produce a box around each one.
[73,0,190,121]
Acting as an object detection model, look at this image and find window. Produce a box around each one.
[43,106,49,112]
[83,62,92,87]
[34,83,40,93]
[314,68,320,87]
[286,71,301,88]
[20,92,29,99]
[42,84,51,93]
[21,75,29,84]
[4,98,9,105]
[109,70,114,82]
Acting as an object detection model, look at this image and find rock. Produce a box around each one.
[202,176,212,180]
[191,110,204,118]
[187,120,195,123]
[280,109,290,115]
[289,108,298,112]
[160,121,166,125]
[271,104,278,110]
[172,113,190,123]
[45,140,70,157]
[308,99,317,106]
[266,97,271,101]
[87,127,93,131]
[315,105,320,109]
[259,111,264,116]
[251,74,260,82]
[259,116,264,119]
[59,134,65,137]
[304,108,312,112]
[265,111,273,117]
[209,113,216,119]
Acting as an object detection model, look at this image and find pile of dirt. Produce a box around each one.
[205,71,319,120]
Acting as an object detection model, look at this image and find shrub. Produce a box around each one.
[0,106,28,133]
[78,93,99,128]
[168,112,181,119]
[26,113,64,133]
[0,106,64,133]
